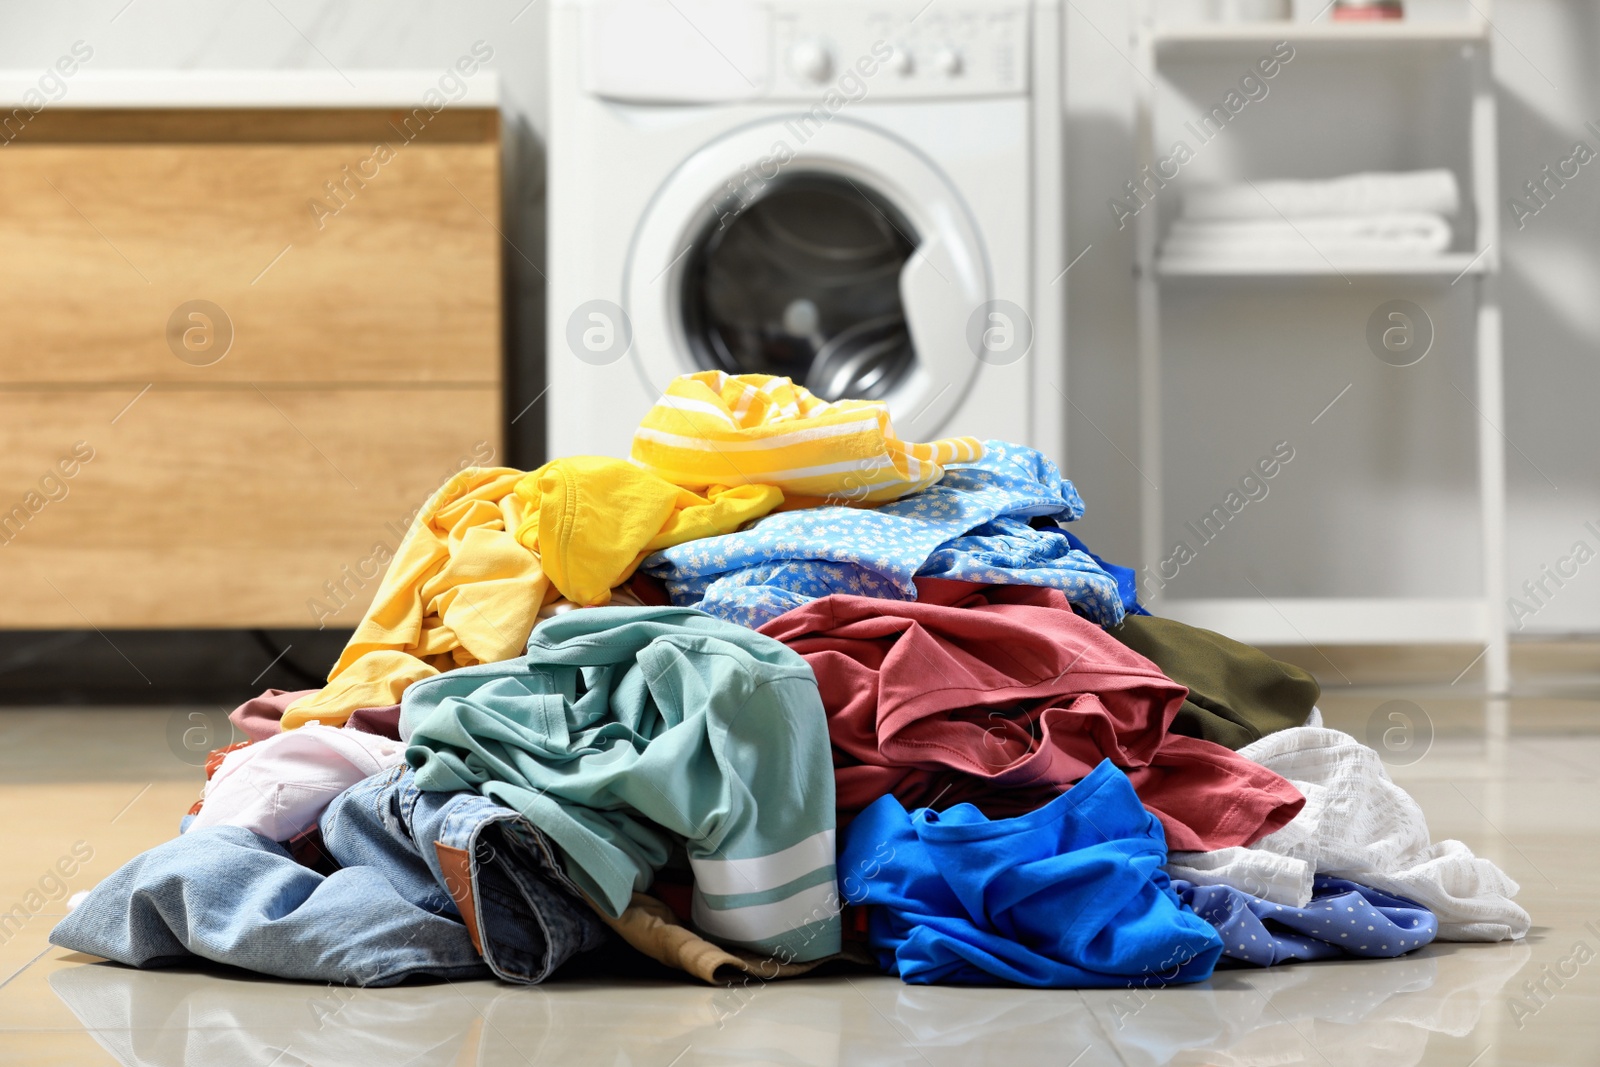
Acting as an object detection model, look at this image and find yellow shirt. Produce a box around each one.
[283,467,545,728]
[630,370,983,504]
[283,457,781,727]
[512,455,780,606]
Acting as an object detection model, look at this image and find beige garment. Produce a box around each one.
[588,892,869,986]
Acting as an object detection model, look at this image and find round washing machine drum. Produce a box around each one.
[683,175,917,403]
[626,119,991,440]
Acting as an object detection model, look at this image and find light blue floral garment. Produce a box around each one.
[641,441,1125,629]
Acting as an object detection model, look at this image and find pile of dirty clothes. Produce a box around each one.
[52,371,1529,990]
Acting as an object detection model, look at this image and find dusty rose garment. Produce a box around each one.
[757,579,1304,852]
[229,689,401,742]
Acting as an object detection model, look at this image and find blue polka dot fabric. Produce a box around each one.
[641,441,1125,630]
[1054,526,1149,617]
[1173,875,1439,967]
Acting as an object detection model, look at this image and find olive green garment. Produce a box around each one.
[1110,615,1319,750]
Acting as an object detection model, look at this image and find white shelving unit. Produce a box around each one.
[1157,253,1491,277]
[1132,3,1509,693]
[1149,19,1490,46]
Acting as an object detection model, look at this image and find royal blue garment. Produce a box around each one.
[838,759,1223,988]
[1173,876,1438,967]
[642,441,1124,630]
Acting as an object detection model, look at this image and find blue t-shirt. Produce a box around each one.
[838,759,1223,987]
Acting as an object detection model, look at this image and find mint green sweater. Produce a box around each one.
[401,606,839,962]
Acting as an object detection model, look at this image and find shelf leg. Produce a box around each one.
[1472,46,1509,696]
[1477,283,1509,695]
[1134,11,1164,610]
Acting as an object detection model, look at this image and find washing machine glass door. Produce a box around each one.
[682,174,917,403]
[626,118,989,441]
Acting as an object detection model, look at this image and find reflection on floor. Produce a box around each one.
[2,646,1598,1066]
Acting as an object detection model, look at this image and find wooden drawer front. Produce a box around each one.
[0,113,501,385]
[0,386,502,628]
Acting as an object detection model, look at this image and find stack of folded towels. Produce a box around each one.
[1161,168,1459,269]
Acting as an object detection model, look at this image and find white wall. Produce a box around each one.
[2,0,1596,635]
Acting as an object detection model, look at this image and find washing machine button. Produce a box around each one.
[788,39,834,84]
[933,46,964,77]
[888,45,914,76]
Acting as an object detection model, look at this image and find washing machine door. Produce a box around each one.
[625,117,989,441]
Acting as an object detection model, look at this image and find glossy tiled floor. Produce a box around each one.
[3,647,1599,1066]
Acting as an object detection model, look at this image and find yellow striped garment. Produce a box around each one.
[631,371,984,504]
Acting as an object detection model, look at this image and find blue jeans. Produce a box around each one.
[51,767,605,986]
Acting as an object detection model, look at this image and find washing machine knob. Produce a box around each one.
[788,39,834,84]
[933,45,964,77]
[888,45,914,76]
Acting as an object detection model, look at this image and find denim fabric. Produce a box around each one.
[47,824,488,986]
[321,766,608,984]
[51,768,605,986]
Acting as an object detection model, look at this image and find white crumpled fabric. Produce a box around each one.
[1167,726,1528,942]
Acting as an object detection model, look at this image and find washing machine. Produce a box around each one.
[546,0,1064,463]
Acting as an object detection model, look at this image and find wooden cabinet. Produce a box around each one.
[0,107,503,628]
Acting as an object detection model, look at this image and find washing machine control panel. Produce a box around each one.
[771,4,1029,100]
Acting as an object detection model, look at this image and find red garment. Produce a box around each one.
[758,579,1303,852]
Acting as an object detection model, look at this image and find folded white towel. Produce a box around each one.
[1162,213,1453,263]
[1182,169,1460,222]
[1167,213,1452,247]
